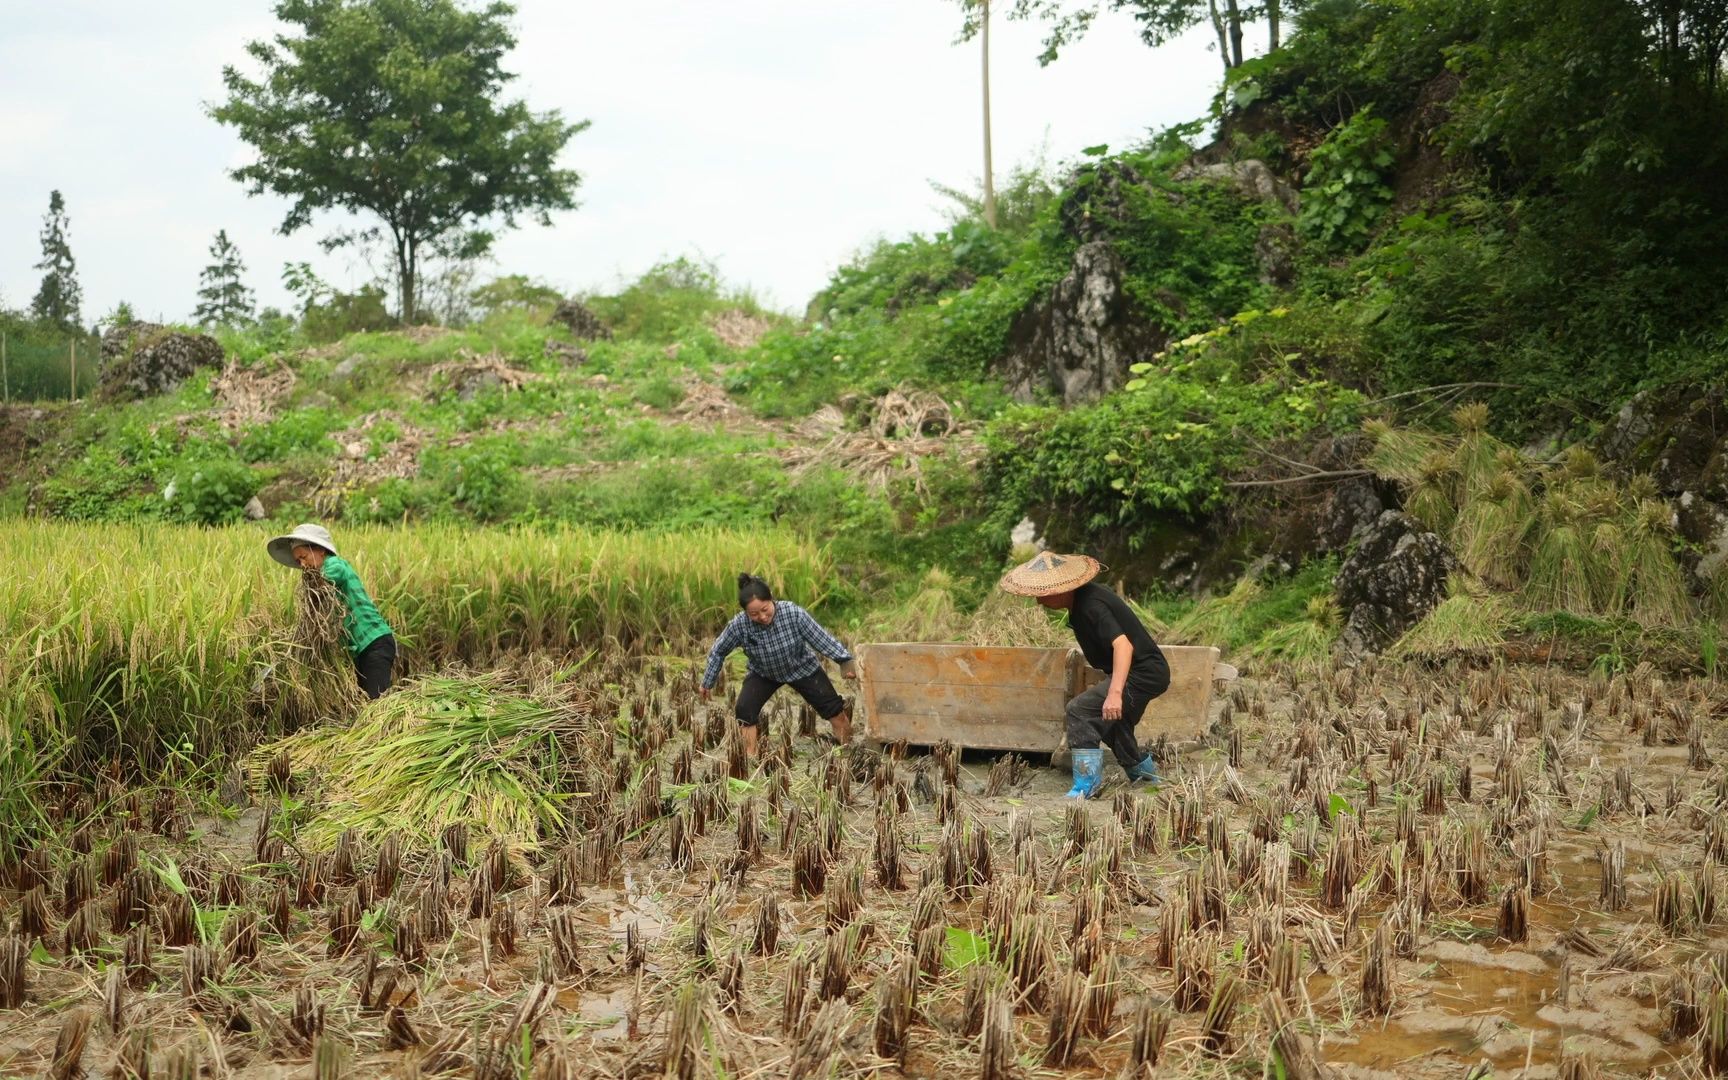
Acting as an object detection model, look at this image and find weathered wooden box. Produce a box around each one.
[857,643,1235,752]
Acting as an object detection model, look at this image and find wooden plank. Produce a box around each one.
[858,642,1220,751]
[857,642,1071,750]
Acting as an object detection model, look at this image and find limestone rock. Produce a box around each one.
[1597,386,1728,580]
[1255,222,1299,286]
[1317,478,1386,551]
[999,241,1165,405]
[551,298,612,342]
[1334,511,1456,657]
[97,323,224,401]
[1172,159,1300,215]
[544,338,588,366]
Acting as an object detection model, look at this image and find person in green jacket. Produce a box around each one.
[268,523,396,698]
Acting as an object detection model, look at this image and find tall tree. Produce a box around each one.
[193,230,256,327]
[30,190,82,330]
[210,0,588,324]
[965,0,1292,73]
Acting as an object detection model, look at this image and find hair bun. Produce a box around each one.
[737,572,753,587]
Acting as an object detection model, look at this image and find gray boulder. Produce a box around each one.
[1335,511,1456,657]
[551,298,612,342]
[999,241,1165,405]
[98,323,224,401]
[1597,387,1728,581]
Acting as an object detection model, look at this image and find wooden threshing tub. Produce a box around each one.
[856,643,1237,754]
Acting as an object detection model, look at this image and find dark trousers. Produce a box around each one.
[735,669,845,727]
[355,634,397,699]
[1066,681,1161,768]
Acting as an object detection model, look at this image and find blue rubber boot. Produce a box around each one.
[1064,748,1105,799]
[1125,753,1162,785]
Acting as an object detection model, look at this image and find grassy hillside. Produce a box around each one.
[9,0,1728,672]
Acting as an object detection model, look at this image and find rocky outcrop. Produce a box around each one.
[999,241,1165,406]
[1334,511,1456,657]
[1597,386,1728,581]
[1171,158,1300,215]
[97,323,224,401]
[551,298,612,341]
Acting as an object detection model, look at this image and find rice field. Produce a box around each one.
[4,635,1728,1079]
[0,521,831,848]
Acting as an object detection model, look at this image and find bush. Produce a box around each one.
[586,257,768,344]
[984,369,1362,548]
[1298,107,1395,248]
[164,451,261,525]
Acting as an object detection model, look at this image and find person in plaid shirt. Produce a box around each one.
[700,573,857,756]
[268,523,397,699]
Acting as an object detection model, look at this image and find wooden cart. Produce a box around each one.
[856,643,1237,753]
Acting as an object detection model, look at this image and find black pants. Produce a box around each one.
[735,670,846,727]
[1066,681,1164,768]
[354,634,397,699]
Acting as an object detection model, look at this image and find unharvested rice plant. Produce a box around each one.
[5,551,1728,1079]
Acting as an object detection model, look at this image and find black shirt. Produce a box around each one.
[1068,583,1170,697]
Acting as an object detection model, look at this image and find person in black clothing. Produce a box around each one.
[1000,552,1168,798]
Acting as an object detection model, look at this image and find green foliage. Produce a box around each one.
[985,365,1361,547]
[210,0,589,322]
[422,441,529,523]
[1163,558,1341,659]
[810,222,1022,322]
[238,409,341,463]
[929,149,1062,235]
[585,257,767,344]
[164,450,262,525]
[469,274,564,319]
[1298,107,1394,248]
[193,229,256,327]
[30,189,81,331]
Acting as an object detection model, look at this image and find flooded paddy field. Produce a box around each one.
[1,654,1723,1079]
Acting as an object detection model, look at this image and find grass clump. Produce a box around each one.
[1367,408,1713,660]
[1165,559,1339,661]
[1390,582,1514,659]
[255,673,589,849]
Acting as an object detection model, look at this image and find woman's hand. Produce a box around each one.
[700,686,712,701]
[1103,690,1123,722]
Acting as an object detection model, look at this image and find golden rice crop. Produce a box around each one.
[0,521,830,847]
[253,673,590,849]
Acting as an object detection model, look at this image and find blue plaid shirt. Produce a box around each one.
[701,601,853,689]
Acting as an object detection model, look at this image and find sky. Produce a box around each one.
[0,1,1236,323]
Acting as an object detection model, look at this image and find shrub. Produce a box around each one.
[984,371,1362,548]
[1298,107,1395,248]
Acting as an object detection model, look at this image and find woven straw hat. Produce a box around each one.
[998,552,1102,596]
[267,523,338,568]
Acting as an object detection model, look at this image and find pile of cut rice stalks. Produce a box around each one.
[253,671,596,851]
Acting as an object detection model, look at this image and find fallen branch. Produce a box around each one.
[1365,381,1524,405]
[1226,469,1375,488]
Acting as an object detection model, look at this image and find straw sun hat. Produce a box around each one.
[998,552,1103,597]
[267,523,339,568]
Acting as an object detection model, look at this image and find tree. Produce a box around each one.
[211,0,588,325]
[194,230,257,327]
[30,190,82,330]
[962,0,1293,74]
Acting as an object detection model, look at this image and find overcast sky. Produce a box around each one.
[0,1,1236,323]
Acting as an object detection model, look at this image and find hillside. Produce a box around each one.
[7,0,1728,671]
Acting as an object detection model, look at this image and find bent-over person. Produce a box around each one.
[700,573,857,755]
[1000,552,1169,798]
[268,523,397,699]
